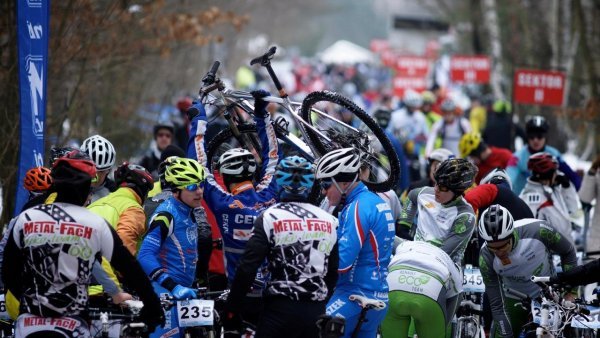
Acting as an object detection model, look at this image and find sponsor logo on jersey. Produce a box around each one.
[233,229,252,241]
[59,222,93,239]
[23,221,54,235]
[272,219,333,234]
[24,316,78,331]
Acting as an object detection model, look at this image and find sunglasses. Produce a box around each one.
[434,183,450,192]
[320,179,333,191]
[91,174,99,183]
[184,183,202,192]
[487,238,512,252]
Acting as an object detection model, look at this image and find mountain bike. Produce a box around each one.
[197,46,400,193]
[160,287,230,338]
[453,264,486,338]
[316,294,386,338]
[88,299,147,338]
[506,277,594,338]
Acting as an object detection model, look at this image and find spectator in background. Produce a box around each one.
[373,108,410,192]
[466,96,487,134]
[81,134,117,203]
[578,155,600,248]
[507,115,581,194]
[173,97,193,151]
[459,132,512,184]
[482,99,525,151]
[425,99,471,157]
[421,90,441,130]
[139,119,175,180]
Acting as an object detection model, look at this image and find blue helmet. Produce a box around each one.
[275,156,314,200]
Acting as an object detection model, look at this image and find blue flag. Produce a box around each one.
[15,0,49,215]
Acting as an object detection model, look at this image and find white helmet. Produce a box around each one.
[81,135,116,171]
[218,148,256,176]
[478,204,514,242]
[428,148,455,164]
[480,168,512,190]
[315,148,361,180]
[403,90,423,109]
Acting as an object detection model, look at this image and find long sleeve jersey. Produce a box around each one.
[335,182,395,293]
[187,103,279,285]
[399,187,476,264]
[1,203,159,318]
[479,219,577,338]
[138,196,198,288]
[228,202,339,310]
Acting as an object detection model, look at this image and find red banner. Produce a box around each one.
[513,69,565,106]
[393,76,427,97]
[395,56,430,77]
[450,55,491,83]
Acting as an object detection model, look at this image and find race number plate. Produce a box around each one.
[0,294,8,320]
[462,267,485,293]
[571,306,600,329]
[177,299,214,327]
[531,300,558,327]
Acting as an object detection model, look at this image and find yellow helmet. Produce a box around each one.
[164,157,207,189]
[459,132,482,158]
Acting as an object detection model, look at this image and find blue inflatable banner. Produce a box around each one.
[15,0,49,215]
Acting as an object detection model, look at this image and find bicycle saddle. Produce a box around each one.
[348,295,386,310]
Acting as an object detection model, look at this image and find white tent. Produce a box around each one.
[319,40,376,64]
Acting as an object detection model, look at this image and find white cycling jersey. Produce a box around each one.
[519,178,580,241]
[388,240,462,300]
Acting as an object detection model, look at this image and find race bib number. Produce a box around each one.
[531,300,558,327]
[462,267,485,293]
[177,299,214,327]
[570,306,600,329]
[0,294,8,320]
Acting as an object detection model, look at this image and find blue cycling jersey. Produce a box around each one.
[187,105,279,285]
[138,196,198,288]
[335,182,395,293]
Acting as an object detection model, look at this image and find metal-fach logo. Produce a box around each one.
[27,0,42,8]
[26,55,45,138]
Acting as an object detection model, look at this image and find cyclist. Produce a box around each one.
[372,108,409,192]
[89,162,154,254]
[316,148,395,338]
[519,152,581,241]
[389,90,429,181]
[147,144,186,198]
[478,204,578,338]
[225,156,339,337]
[137,157,207,337]
[1,150,164,336]
[406,147,454,192]
[507,115,581,194]
[20,166,53,212]
[421,90,441,130]
[459,132,512,184]
[186,90,279,332]
[381,240,462,338]
[139,119,176,179]
[425,99,472,157]
[397,158,477,264]
[81,134,118,203]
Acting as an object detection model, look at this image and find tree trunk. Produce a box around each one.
[481,0,505,100]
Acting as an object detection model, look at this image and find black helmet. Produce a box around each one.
[114,162,155,200]
[433,158,478,192]
[525,115,549,135]
[372,108,392,129]
[49,146,76,166]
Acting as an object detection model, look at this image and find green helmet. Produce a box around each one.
[164,157,207,189]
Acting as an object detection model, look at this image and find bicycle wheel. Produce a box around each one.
[300,90,399,193]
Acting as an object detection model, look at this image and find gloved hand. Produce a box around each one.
[186,101,207,121]
[171,285,197,300]
[251,89,272,118]
[590,155,600,174]
[139,294,165,334]
[554,173,570,188]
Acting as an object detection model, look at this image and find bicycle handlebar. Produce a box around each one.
[531,276,551,283]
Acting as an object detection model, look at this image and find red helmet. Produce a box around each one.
[52,149,97,179]
[24,166,53,192]
[527,152,558,175]
[114,162,154,200]
[177,97,193,113]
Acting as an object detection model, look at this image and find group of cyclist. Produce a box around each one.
[1,77,599,338]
